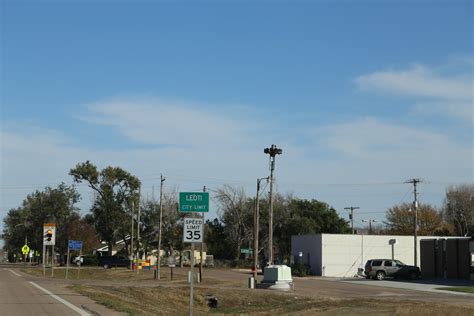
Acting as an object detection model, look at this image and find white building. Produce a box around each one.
[291,233,460,278]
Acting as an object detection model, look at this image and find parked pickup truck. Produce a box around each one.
[98,256,130,269]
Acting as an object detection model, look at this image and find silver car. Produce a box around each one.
[364,259,421,280]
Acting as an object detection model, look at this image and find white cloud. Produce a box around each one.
[411,102,473,123]
[355,64,472,100]
[78,98,261,147]
[313,117,472,182]
[355,62,473,126]
[1,100,472,229]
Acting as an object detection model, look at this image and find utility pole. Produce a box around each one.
[253,177,268,282]
[137,186,141,275]
[156,175,166,280]
[406,178,422,266]
[264,144,282,266]
[130,201,134,271]
[199,185,206,282]
[344,206,360,234]
[362,219,377,234]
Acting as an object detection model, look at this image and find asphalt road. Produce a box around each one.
[0,265,121,316]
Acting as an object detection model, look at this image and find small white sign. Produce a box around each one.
[183,218,203,243]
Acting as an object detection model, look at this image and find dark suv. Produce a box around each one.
[365,259,420,280]
[98,256,130,269]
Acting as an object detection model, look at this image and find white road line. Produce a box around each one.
[29,281,90,316]
[6,269,22,276]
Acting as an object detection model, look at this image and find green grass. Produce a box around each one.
[437,286,474,294]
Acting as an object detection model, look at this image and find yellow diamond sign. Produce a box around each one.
[21,244,30,255]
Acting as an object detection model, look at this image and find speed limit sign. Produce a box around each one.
[183,218,203,243]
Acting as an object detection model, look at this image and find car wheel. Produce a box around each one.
[103,264,109,269]
[375,271,385,281]
[409,272,418,280]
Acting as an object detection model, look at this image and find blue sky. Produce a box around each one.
[1,0,472,237]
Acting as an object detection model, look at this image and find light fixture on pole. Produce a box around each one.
[362,219,377,235]
[264,144,282,266]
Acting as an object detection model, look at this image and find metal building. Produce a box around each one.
[420,237,474,280]
[291,233,465,278]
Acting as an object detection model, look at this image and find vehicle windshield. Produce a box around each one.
[394,260,405,266]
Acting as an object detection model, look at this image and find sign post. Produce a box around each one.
[182,218,203,316]
[180,192,208,316]
[66,240,83,280]
[43,224,56,277]
[21,244,30,265]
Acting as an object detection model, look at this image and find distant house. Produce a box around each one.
[94,237,208,266]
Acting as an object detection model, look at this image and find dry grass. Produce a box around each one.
[72,284,474,316]
[20,267,474,315]
[20,267,186,282]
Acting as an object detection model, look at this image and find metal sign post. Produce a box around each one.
[21,244,30,265]
[190,243,195,316]
[51,244,54,277]
[66,240,83,280]
[180,191,208,316]
[43,223,56,277]
[42,244,46,277]
[183,218,203,316]
[78,248,82,278]
[66,246,70,280]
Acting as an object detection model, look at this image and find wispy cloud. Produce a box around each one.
[313,117,473,185]
[355,62,473,124]
[318,117,466,157]
[411,102,473,123]
[355,64,472,100]
[79,98,261,147]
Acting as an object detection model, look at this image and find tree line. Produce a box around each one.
[2,160,473,264]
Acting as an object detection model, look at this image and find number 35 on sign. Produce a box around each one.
[183,218,204,243]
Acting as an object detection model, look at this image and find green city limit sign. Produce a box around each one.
[179,192,209,212]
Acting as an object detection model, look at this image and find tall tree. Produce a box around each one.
[213,185,349,262]
[384,202,446,235]
[2,183,80,263]
[273,198,350,262]
[140,189,183,256]
[443,184,473,237]
[205,218,235,260]
[68,215,101,255]
[214,185,254,260]
[69,161,140,255]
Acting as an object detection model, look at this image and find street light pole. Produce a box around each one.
[137,186,141,275]
[253,177,268,281]
[362,219,377,234]
[156,175,165,280]
[264,144,282,266]
[406,178,422,266]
